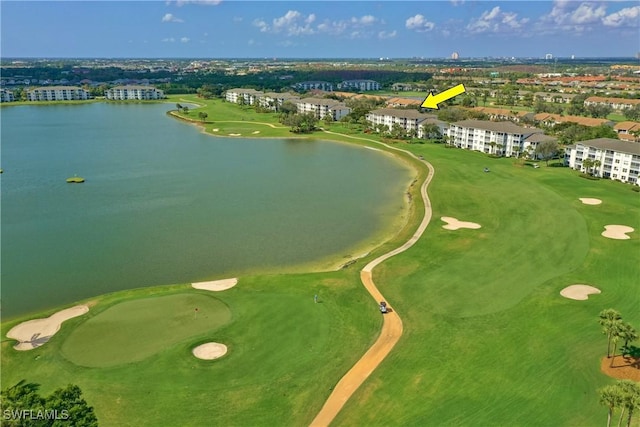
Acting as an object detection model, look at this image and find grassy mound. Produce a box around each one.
[61,293,231,367]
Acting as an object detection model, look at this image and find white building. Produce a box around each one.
[27,86,89,101]
[224,88,262,105]
[568,138,640,184]
[584,96,640,111]
[366,108,434,134]
[295,98,350,120]
[1,88,15,102]
[256,92,300,111]
[447,120,547,157]
[105,86,165,100]
[292,81,334,92]
[338,80,381,91]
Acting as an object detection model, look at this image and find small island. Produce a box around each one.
[66,176,85,183]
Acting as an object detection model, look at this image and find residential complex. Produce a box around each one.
[366,108,447,138]
[295,98,350,120]
[292,81,334,92]
[447,120,550,157]
[224,88,263,104]
[105,85,164,100]
[567,138,640,184]
[338,80,381,91]
[1,88,15,102]
[584,96,640,111]
[614,121,640,142]
[26,86,89,101]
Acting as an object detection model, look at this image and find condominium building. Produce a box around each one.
[27,86,89,101]
[295,98,350,120]
[338,80,381,91]
[614,121,640,142]
[256,92,300,111]
[447,120,547,157]
[224,88,263,105]
[292,81,334,92]
[567,138,640,184]
[366,108,434,134]
[1,88,15,102]
[105,86,165,100]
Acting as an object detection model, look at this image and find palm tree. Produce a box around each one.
[512,146,521,159]
[592,159,602,177]
[489,141,497,155]
[618,380,640,427]
[496,143,505,157]
[600,385,623,427]
[599,309,623,358]
[583,158,594,175]
[618,323,638,356]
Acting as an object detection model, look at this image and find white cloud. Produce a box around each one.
[467,6,528,34]
[352,15,377,25]
[406,14,435,32]
[603,5,640,27]
[378,30,397,39]
[162,37,176,43]
[570,3,606,24]
[180,37,190,43]
[450,0,465,5]
[255,10,316,36]
[162,13,184,23]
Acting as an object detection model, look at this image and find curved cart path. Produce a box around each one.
[310,131,435,426]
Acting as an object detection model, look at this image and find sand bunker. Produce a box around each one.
[7,305,89,351]
[192,278,238,291]
[192,342,227,360]
[228,133,241,136]
[212,128,219,132]
[602,225,634,240]
[441,216,481,230]
[252,131,261,134]
[579,198,602,205]
[560,284,601,300]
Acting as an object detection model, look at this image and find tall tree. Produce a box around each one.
[618,322,638,355]
[618,380,640,427]
[535,140,559,166]
[600,384,623,427]
[599,309,623,358]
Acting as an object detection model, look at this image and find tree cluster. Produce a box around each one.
[279,112,318,134]
[0,381,98,426]
[599,309,638,361]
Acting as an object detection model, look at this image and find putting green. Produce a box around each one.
[61,293,231,367]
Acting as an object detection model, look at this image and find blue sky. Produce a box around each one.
[1,1,639,58]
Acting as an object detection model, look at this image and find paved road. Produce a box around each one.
[310,132,435,426]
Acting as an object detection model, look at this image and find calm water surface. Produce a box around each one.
[1,103,412,318]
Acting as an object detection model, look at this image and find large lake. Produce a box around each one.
[1,103,413,319]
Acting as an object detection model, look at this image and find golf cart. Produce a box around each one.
[379,301,388,313]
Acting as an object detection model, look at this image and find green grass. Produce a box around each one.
[2,96,639,426]
[60,293,232,367]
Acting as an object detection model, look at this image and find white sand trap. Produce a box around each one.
[602,225,635,240]
[192,342,227,360]
[579,198,602,205]
[192,278,238,292]
[364,146,380,151]
[212,128,219,132]
[252,130,261,134]
[560,284,601,300]
[441,216,481,230]
[228,133,241,136]
[7,305,89,351]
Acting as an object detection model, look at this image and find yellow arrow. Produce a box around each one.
[421,84,466,109]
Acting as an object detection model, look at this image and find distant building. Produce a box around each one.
[338,80,381,91]
[584,96,640,111]
[27,86,89,101]
[451,52,459,60]
[256,92,300,111]
[1,88,15,102]
[292,81,334,92]
[366,108,434,135]
[105,86,165,100]
[567,138,640,184]
[613,121,640,142]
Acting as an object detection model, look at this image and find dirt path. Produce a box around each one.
[310,131,435,426]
